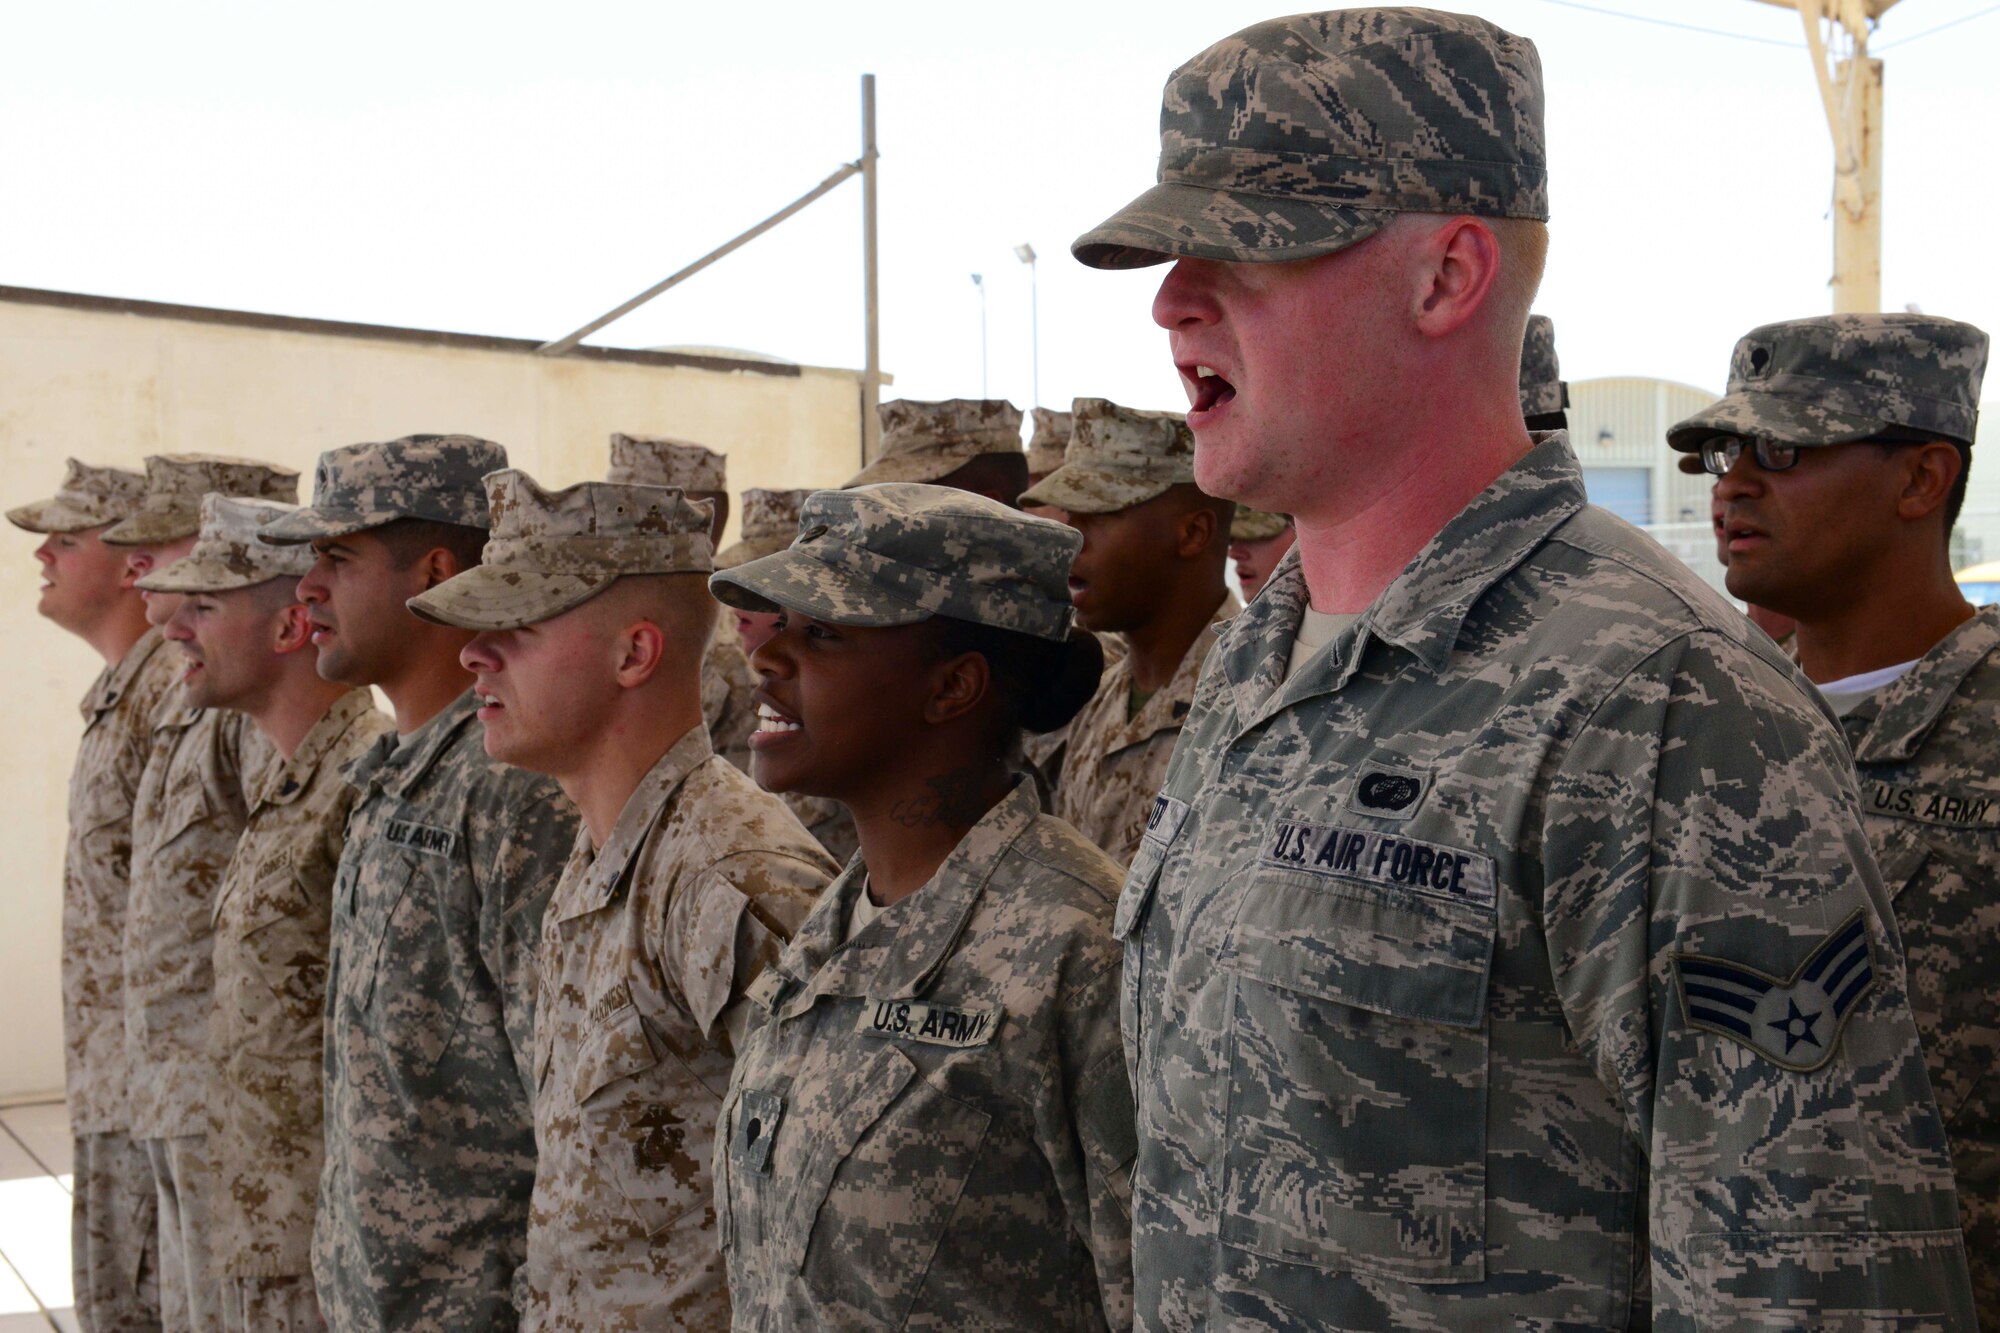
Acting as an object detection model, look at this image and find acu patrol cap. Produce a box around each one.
[845,399,1025,488]
[1074,8,1549,269]
[1231,507,1291,542]
[716,488,816,569]
[6,459,148,534]
[135,495,314,594]
[101,454,300,546]
[1018,397,1196,514]
[408,470,715,632]
[606,434,728,492]
[710,482,1081,643]
[258,435,507,545]
[1667,314,1989,454]
[1026,407,1074,477]
[1519,314,1568,420]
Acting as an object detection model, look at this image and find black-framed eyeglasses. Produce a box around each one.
[1700,437,1799,476]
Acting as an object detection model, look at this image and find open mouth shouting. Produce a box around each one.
[1181,362,1238,427]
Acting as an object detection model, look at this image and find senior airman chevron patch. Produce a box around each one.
[1670,910,1875,1071]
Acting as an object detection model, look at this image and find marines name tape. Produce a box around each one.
[1867,781,2000,829]
[1670,909,1875,1072]
[1260,819,1497,909]
[858,1000,1002,1049]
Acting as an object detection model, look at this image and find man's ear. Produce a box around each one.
[1897,441,1964,525]
[615,620,668,690]
[1176,504,1218,560]
[419,547,464,591]
[1412,216,1502,339]
[273,601,315,656]
[924,651,992,726]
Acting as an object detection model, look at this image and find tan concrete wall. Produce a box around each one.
[0,294,868,1098]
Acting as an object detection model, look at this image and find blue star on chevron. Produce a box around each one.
[1769,999,1821,1055]
[1670,909,1875,1070]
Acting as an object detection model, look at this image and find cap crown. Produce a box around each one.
[1069,398,1194,474]
[606,435,728,492]
[1728,315,1986,444]
[1519,314,1566,418]
[484,471,715,577]
[1027,407,1075,474]
[880,399,1024,460]
[149,495,313,591]
[104,453,300,544]
[312,434,507,529]
[739,488,815,544]
[5,458,148,533]
[1231,507,1291,542]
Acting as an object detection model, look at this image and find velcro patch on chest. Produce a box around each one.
[1670,910,1875,1072]
[857,999,1002,1049]
[254,848,295,881]
[1342,764,1431,820]
[1866,781,2000,830]
[1260,820,1497,909]
[383,818,458,858]
[1142,794,1191,849]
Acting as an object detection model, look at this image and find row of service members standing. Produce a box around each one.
[14,9,2000,1333]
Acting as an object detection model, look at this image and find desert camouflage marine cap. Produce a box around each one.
[101,454,300,546]
[257,434,507,545]
[6,458,148,534]
[716,487,816,569]
[1231,507,1291,542]
[1520,314,1568,419]
[845,399,1025,488]
[711,482,1080,642]
[1018,397,1196,514]
[1074,8,1548,269]
[135,495,314,594]
[1027,407,1075,476]
[1668,313,1990,453]
[409,470,715,631]
[606,434,728,492]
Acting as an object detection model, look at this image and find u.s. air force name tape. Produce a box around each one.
[858,999,1003,1049]
[1670,909,1875,1072]
[1868,781,2000,829]
[1260,819,1497,909]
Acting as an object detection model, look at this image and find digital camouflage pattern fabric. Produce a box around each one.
[102,455,299,547]
[1074,8,1548,269]
[1840,605,2000,1323]
[1229,508,1288,543]
[522,725,834,1332]
[1019,397,1197,515]
[843,399,1024,489]
[258,435,507,544]
[1518,313,1567,420]
[718,778,1136,1330]
[715,488,816,570]
[711,482,1082,644]
[73,1129,163,1333]
[6,457,147,533]
[1668,313,1989,452]
[313,689,577,1332]
[1026,407,1074,478]
[606,434,728,493]
[1119,435,1974,1329]
[210,691,391,1284]
[1057,596,1235,867]
[136,495,315,595]
[703,623,761,775]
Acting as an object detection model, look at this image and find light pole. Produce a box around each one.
[1015,243,1039,406]
[971,273,988,397]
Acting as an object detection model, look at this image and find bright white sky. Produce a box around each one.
[5,0,1997,419]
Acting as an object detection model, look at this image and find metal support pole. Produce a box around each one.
[860,73,882,465]
[1831,56,1883,313]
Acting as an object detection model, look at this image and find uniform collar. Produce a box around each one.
[1097,594,1236,750]
[250,689,379,812]
[554,724,714,923]
[1843,604,2000,763]
[773,776,1041,1016]
[155,679,205,732]
[364,688,482,799]
[81,625,169,720]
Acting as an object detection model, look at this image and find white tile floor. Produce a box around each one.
[0,1100,80,1332]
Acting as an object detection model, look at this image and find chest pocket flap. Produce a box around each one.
[575,1005,710,1237]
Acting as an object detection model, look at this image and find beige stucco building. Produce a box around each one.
[0,285,876,1099]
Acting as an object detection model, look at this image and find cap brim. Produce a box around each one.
[1072,181,1395,271]
[257,506,390,546]
[5,499,119,535]
[101,510,200,547]
[407,566,616,631]
[708,548,932,629]
[1665,391,1888,452]
[843,445,995,489]
[137,557,296,595]
[1019,464,1176,515]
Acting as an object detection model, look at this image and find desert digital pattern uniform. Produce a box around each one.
[257,437,581,1331]
[708,483,1137,1331]
[842,398,1025,488]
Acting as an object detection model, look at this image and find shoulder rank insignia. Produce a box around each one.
[1670,910,1875,1071]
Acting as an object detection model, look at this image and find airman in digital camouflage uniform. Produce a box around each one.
[1226,508,1292,603]
[605,435,762,775]
[258,436,579,1331]
[106,454,298,1333]
[142,494,391,1332]
[10,459,173,1333]
[716,487,859,864]
[1075,9,1975,1327]
[1022,398,1236,865]
[844,398,1031,510]
[710,484,1135,1328]
[1022,406,1074,521]
[1519,312,1569,430]
[408,470,836,1331]
[1670,313,2000,1322]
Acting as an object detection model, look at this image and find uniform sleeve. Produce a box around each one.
[1043,956,1137,1331]
[1539,630,1975,1328]
[470,783,578,1098]
[654,848,829,1053]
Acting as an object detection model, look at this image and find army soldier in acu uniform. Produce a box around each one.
[1672,313,2000,1321]
[1022,398,1236,866]
[408,470,835,1330]
[107,454,297,1333]
[258,436,579,1332]
[11,459,174,1333]
[1075,9,1974,1327]
[145,495,392,1332]
[709,485,1136,1329]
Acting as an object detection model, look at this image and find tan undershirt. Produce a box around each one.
[1285,608,1361,682]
